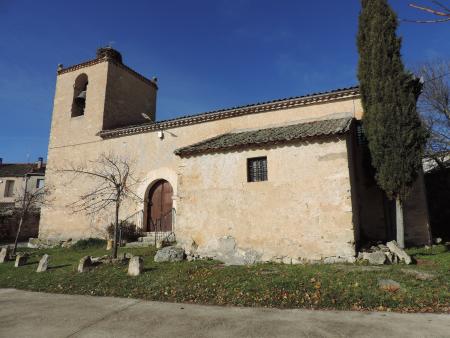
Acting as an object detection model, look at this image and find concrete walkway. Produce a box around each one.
[0,289,448,338]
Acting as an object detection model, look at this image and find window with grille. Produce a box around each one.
[247,157,268,182]
[4,180,15,197]
[356,122,368,146]
[36,179,45,189]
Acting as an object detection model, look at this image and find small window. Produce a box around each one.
[36,179,44,189]
[71,73,88,117]
[4,180,15,197]
[356,122,368,146]
[247,157,268,182]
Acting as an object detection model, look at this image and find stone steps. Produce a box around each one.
[127,231,175,248]
[138,236,157,243]
[138,232,173,243]
[125,242,153,248]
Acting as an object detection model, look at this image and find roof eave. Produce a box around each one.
[175,129,351,158]
[99,86,360,139]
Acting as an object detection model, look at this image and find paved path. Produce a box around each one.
[0,289,448,338]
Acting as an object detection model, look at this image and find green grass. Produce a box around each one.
[0,244,448,313]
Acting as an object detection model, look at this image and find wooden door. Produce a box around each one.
[147,180,173,232]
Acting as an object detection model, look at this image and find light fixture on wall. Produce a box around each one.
[141,113,154,123]
[141,113,164,139]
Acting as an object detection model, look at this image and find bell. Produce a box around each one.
[76,90,86,100]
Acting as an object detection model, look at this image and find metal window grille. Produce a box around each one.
[247,157,268,182]
[356,122,368,146]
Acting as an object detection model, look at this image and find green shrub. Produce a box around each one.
[72,238,106,250]
[106,221,142,242]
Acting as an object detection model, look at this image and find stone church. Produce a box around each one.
[39,47,431,263]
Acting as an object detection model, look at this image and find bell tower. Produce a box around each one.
[48,47,158,148]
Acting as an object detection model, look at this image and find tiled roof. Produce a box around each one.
[0,164,46,177]
[175,117,353,157]
[99,86,359,139]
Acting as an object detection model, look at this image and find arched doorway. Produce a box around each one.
[146,180,173,232]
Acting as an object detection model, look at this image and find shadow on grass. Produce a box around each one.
[143,267,157,273]
[48,264,71,270]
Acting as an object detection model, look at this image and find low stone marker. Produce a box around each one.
[401,268,435,281]
[128,256,143,276]
[362,251,386,265]
[14,253,28,267]
[386,241,412,264]
[78,256,93,273]
[0,247,10,263]
[378,279,401,292]
[106,240,113,251]
[154,246,185,263]
[36,254,50,272]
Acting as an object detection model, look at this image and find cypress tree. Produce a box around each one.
[357,0,427,247]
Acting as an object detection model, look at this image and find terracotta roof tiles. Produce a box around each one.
[175,117,353,156]
[0,164,46,177]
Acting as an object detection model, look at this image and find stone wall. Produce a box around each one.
[0,210,40,240]
[39,56,431,251]
[175,137,356,263]
[49,62,109,148]
[40,77,363,241]
[103,62,157,129]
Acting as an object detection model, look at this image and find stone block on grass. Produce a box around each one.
[362,251,386,265]
[0,247,10,263]
[106,240,113,251]
[154,246,185,263]
[78,256,93,273]
[128,256,144,276]
[386,241,412,264]
[37,254,50,272]
[400,268,435,281]
[378,279,401,292]
[14,253,28,267]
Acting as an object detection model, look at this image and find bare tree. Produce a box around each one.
[60,153,142,258]
[406,1,450,23]
[12,179,52,255]
[416,60,450,168]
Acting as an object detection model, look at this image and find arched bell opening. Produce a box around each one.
[71,73,88,117]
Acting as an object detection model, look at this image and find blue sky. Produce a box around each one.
[0,0,449,163]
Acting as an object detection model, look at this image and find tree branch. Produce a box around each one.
[409,3,450,16]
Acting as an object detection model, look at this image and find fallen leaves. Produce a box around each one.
[0,245,449,313]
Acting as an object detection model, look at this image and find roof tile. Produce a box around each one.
[175,117,353,156]
[0,164,46,177]
[99,86,359,139]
